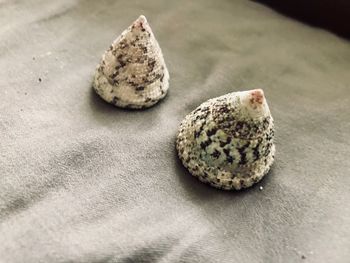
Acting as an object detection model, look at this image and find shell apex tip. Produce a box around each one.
[137,15,148,23]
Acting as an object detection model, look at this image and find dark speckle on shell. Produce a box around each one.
[93,15,169,109]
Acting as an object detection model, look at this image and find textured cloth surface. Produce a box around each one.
[0,0,350,262]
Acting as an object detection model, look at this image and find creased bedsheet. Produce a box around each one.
[0,0,349,262]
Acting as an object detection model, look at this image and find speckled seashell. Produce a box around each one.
[93,15,169,109]
[176,89,275,190]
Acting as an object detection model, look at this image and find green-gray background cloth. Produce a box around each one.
[1,0,349,262]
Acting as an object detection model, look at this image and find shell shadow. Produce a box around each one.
[173,148,278,228]
[89,86,163,114]
[88,87,169,128]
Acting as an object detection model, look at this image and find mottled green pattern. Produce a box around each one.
[176,92,275,190]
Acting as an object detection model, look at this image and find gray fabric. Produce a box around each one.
[1,0,349,262]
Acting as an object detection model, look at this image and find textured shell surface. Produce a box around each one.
[176,89,275,190]
[93,15,169,109]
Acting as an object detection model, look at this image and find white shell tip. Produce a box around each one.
[137,15,147,23]
[239,89,269,118]
[240,89,265,103]
[250,89,265,103]
[133,15,148,29]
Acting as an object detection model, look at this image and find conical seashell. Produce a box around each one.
[176,89,275,190]
[93,15,169,109]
